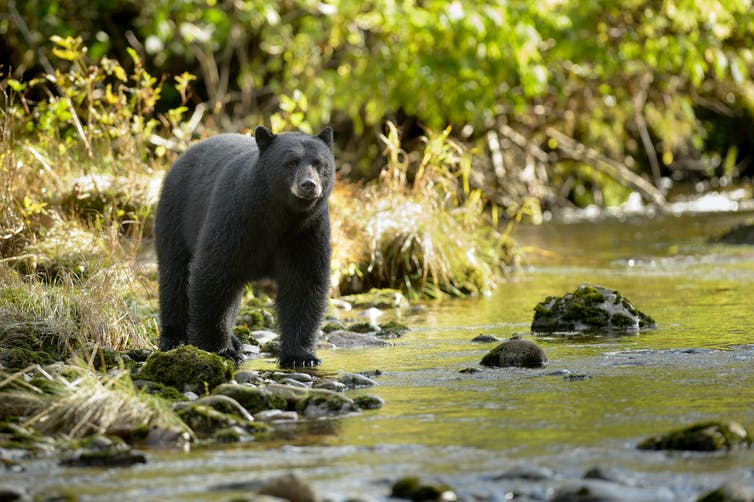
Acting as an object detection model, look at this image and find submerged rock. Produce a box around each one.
[471,334,501,343]
[60,435,146,468]
[324,330,392,348]
[638,421,752,451]
[139,346,233,392]
[258,473,321,502]
[480,336,547,368]
[391,476,457,501]
[697,482,754,502]
[715,222,754,245]
[353,394,384,410]
[531,283,655,333]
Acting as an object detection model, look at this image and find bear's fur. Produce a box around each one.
[154,126,335,367]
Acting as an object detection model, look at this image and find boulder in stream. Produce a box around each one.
[531,283,655,333]
[480,336,547,368]
[638,421,752,452]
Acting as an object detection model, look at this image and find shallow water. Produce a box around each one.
[7,210,754,501]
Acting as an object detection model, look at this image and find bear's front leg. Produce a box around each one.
[186,257,246,366]
[275,237,330,368]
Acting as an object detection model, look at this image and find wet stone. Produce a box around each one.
[353,394,384,410]
[314,381,347,392]
[258,473,321,502]
[471,334,501,343]
[325,330,392,348]
[60,435,146,468]
[212,383,287,414]
[493,464,555,481]
[551,480,675,501]
[697,482,754,502]
[480,336,548,368]
[391,477,457,501]
[338,373,378,388]
[531,283,655,333]
[637,420,751,451]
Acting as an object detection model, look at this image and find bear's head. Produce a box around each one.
[255,126,335,213]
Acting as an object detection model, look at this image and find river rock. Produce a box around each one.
[637,420,752,451]
[471,334,501,343]
[480,336,547,368]
[353,394,384,410]
[60,435,146,468]
[715,222,754,245]
[697,482,754,502]
[531,283,655,333]
[212,383,287,414]
[551,480,674,501]
[258,473,321,502]
[296,390,359,418]
[325,330,392,348]
[0,485,26,501]
[139,346,233,392]
[338,373,378,388]
[391,477,457,501]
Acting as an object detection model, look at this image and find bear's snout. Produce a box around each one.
[292,166,322,200]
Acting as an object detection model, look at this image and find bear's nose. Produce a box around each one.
[300,179,317,191]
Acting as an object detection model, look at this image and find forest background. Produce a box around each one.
[1,0,754,310]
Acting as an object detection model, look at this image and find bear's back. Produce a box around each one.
[156,133,261,250]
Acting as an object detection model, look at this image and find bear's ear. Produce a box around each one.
[254,126,276,152]
[317,126,334,150]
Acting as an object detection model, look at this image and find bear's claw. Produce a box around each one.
[278,354,321,369]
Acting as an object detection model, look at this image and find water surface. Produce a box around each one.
[7,211,754,500]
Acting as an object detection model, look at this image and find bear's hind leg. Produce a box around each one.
[157,251,191,351]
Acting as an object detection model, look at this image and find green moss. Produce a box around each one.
[213,427,242,443]
[237,305,275,330]
[610,313,634,328]
[133,380,186,401]
[212,384,287,414]
[321,320,347,333]
[232,325,259,346]
[348,322,377,333]
[379,321,410,336]
[391,477,455,501]
[0,348,56,371]
[139,346,233,392]
[638,421,751,451]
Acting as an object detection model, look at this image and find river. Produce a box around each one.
[6,209,754,500]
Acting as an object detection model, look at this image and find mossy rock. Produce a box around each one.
[532,283,655,333]
[353,394,384,410]
[480,336,548,368]
[173,404,245,438]
[321,319,347,333]
[232,325,260,346]
[296,389,359,418]
[697,483,754,502]
[60,435,146,468]
[714,222,754,245]
[90,347,137,372]
[638,421,752,451]
[133,380,187,401]
[236,306,275,331]
[0,348,56,371]
[212,383,287,414]
[391,477,456,501]
[140,346,233,392]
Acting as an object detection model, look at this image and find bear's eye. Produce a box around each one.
[311,159,321,169]
[284,159,297,169]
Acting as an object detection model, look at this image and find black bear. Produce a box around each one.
[154,126,335,367]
